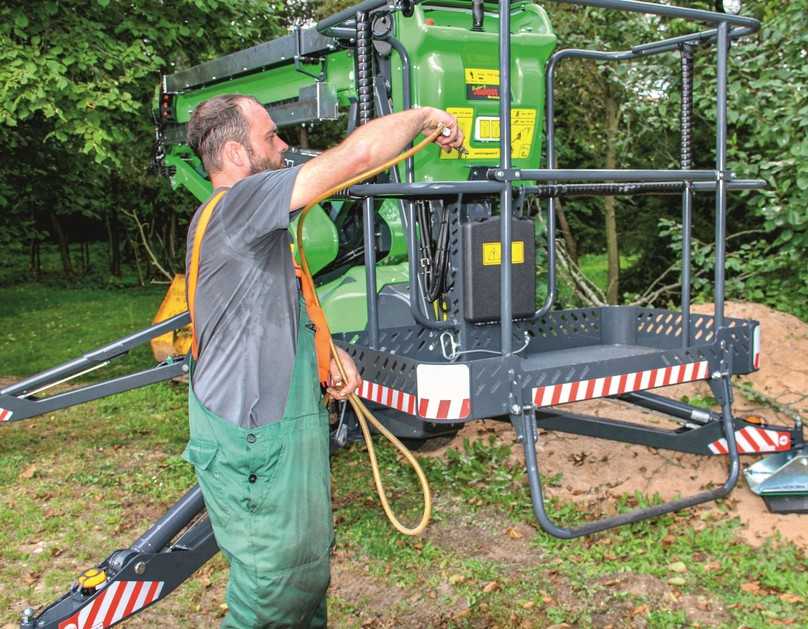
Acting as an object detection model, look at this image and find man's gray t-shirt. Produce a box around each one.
[186,166,304,428]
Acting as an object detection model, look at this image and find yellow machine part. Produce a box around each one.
[78,567,107,589]
[151,274,192,362]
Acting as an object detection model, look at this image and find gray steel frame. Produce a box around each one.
[326,0,768,538]
[22,486,216,629]
[163,28,338,92]
[0,314,189,424]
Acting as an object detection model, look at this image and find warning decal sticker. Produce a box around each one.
[511,108,536,159]
[465,68,500,84]
[441,108,537,161]
[482,241,525,266]
[464,68,500,101]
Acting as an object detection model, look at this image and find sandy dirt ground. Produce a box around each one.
[421,302,808,548]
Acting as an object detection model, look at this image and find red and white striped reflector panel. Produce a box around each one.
[0,408,12,422]
[416,364,471,420]
[58,580,165,629]
[752,325,761,370]
[417,396,471,421]
[358,379,417,416]
[709,426,791,454]
[532,360,709,408]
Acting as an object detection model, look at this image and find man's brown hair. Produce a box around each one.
[187,94,261,174]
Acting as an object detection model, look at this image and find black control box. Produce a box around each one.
[462,216,536,323]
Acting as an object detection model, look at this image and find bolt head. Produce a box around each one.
[134,561,146,575]
[711,371,722,380]
[510,404,521,415]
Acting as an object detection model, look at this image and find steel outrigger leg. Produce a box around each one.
[517,375,741,538]
[21,485,218,629]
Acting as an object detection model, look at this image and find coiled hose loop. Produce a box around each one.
[296,126,446,535]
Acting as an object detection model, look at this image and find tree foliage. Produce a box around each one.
[0,0,286,278]
[717,0,808,316]
[546,0,807,318]
[0,0,805,319]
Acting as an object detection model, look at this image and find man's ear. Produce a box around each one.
[222,140,247,169]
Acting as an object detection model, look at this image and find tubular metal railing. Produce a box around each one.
[317,0,764,537]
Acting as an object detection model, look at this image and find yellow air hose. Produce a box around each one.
[296,125,448,536]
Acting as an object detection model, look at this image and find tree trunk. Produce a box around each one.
[81,241,90,274]
[129,237,145,287]
[50,214,73,276]
[29,239,41,279]
[554,198,579,265]
[604,91,620,305]
[105,212,121,277]
[168,210,177,267]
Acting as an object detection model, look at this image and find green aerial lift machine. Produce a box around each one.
[155,0,556,334]
[4,2,805,627]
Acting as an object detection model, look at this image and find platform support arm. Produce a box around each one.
[22,485,216,629]
[2,312,190,398]
[713,22,729,331]
[517,375,740,538]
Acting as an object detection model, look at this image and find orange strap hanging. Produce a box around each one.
[187,190,228,360]
[187,189,332,381]
[292,255,332,384]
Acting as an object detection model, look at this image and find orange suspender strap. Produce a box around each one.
[187,190,228,361]
[187,189,331,382]
[292,255,333,384]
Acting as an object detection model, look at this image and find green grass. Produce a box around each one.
[0,284,166,380]
[1,285,806,627]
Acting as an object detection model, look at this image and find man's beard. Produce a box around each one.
[246,142,280,175]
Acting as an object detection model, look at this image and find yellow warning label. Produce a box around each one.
[482,241,525,266]
[442,108,537,161]
[465,147,500,160]
[465,68,500,85]
[511,108,536,159]
[441,107,474,160]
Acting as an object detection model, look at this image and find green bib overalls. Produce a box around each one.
[182,300,332,628]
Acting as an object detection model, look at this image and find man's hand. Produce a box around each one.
[326,347,362,401]
[422,107,464,152]
[293,107,465,210]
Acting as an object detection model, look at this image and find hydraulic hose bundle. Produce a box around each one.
[417,199,451,303]
[296,126,448,536]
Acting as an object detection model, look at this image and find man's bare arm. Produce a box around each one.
[290,107,463,210]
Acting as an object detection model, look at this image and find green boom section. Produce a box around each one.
[172,52,357,124]
[318,263,410,333]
